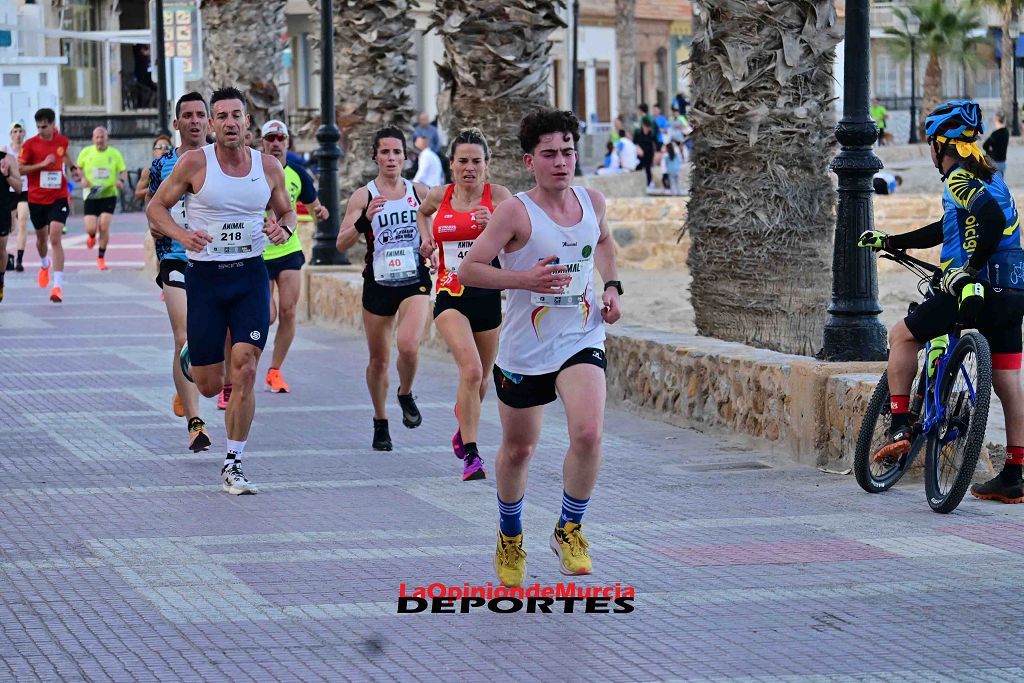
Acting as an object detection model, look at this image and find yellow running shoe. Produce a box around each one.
[550,522,592,576]
[494,530,527,588]
[188,417,211,453]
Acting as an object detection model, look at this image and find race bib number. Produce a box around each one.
[171,196,188,229]
[208,220,256,255]
[530,259,593,307]
[92,168,110,181]
[441,239,474,274]
[40,171,62,189]
[374,246,418,283]
[21,175,28,192]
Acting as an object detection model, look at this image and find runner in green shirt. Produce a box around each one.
[76,127,126,270]
[870,98,888,146]
[259,119,328,393]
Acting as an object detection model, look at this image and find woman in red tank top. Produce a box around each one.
[418,129,513,481]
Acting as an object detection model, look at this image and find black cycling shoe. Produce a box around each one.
[971,467,1024,504]
[397,393,422,428]
[871,424,913,464]
[372,418,393,451]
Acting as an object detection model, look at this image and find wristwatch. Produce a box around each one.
[604,280,623,295]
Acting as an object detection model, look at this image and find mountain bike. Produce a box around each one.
[853,248,992,513]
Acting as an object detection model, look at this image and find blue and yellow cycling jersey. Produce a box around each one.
[149,149,189,263]
[940,166,1021,274]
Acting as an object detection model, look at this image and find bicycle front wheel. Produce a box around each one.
[925,331,992,513]
[853,363,926,494]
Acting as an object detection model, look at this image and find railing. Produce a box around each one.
[61,113,162,139]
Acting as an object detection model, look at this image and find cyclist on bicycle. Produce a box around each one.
[859,100,1024,504]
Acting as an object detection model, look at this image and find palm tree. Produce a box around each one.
[429,1,566,192]
[616,0,638,128]
[684,0,840,356]
[975,0,1024,126]
[197,1,288,125]
[885,0,986,135]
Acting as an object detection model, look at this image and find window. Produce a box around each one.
[3,73,19,87]
[875,50,899,97]
[60,0,103,108]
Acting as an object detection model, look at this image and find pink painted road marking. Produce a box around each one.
[938,523,1024,553]
[659,539,899,567]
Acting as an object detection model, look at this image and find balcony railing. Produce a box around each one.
[61,113,162,139]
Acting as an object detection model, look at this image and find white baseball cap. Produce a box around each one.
[260,120,289,137]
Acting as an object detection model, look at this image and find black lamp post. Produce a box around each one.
[311,0,347,265]
[1011,16,1021,136]
[153,0,171,136]
[822,0,888,361]
[907,14,920,144]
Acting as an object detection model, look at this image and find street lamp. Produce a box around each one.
[1010,15,1021,137]
[907,13,921,144]
[311,0,348,265]
[822,0,888,361]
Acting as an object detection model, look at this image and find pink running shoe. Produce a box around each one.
[217,383,232,410]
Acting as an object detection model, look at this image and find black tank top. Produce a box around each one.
[0,151,15,211]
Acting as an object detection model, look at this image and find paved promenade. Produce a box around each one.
[2,216,1024,681]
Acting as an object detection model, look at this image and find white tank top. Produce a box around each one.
[496,186,605,375]
[184,145,271,262]
[366,178,423,286]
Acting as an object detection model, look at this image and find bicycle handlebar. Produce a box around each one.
[878,248,941,275]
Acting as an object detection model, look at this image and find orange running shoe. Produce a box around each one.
[97,257,109,271]
[49,286,62,303]
[172,393,185,418]
[265,368,290,393]
[37,266,49,289]
[86,234,96,250]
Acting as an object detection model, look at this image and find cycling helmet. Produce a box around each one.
[924,100,984,140]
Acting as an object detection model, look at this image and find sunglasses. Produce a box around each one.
[154,144,171,151]
[263,134,287,142]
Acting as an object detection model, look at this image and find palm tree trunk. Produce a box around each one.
[430,0,565,193]
[333,0,419,197]
[197,0,288,125]
[686,0,840,356]
[616,0,638,129]
[1002,6,1015,124]
[921,52,943,137]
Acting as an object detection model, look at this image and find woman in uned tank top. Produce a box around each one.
[417,128,514,481]
[336,126,432,453]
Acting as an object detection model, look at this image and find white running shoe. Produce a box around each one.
[222,463,258,495]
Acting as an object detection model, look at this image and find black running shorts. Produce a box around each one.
[265,249,305,280]
[29,199,69,230]
[155,258,187,290]
[493,347,607,409]
[433,290,501,333]
[84,196,117,216]
[185,256,270,366]
[362,268,431,318]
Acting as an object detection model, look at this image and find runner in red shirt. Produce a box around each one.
[417,128,513,481]
[17,108,70,302]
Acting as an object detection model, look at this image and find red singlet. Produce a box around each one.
[432,183,494,297]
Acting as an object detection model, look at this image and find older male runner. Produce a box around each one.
[148,87,295,495]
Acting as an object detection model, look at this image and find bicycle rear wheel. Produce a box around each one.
[853,360,926,493]
[924,331,992,513]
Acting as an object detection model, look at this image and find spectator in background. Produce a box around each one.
[870,98,888,146]
[596,141,621,175]
[412,135,443,188]
[610,117,622,144]
[872,171,902,195]
[653,104,669,145]
[135,135,173,201]
[616,128,640,172]
[634,116,659,190]
[673,91,688,117]
[413,112,442,154]
[664,140,683,195]
[984,112,1010,177]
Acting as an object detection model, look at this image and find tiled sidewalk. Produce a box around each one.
[2,218,1024,681]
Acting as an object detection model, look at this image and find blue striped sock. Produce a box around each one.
[497,494,524,536]
[559,490,590,526]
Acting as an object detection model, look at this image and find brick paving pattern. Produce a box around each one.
[2,215,1024,681]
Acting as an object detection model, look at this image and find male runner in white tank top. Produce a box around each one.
[459,110,623,587]
[147,87,295,495]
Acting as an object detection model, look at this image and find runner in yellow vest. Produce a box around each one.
[260,119,328,392]
[76,127,126,270]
